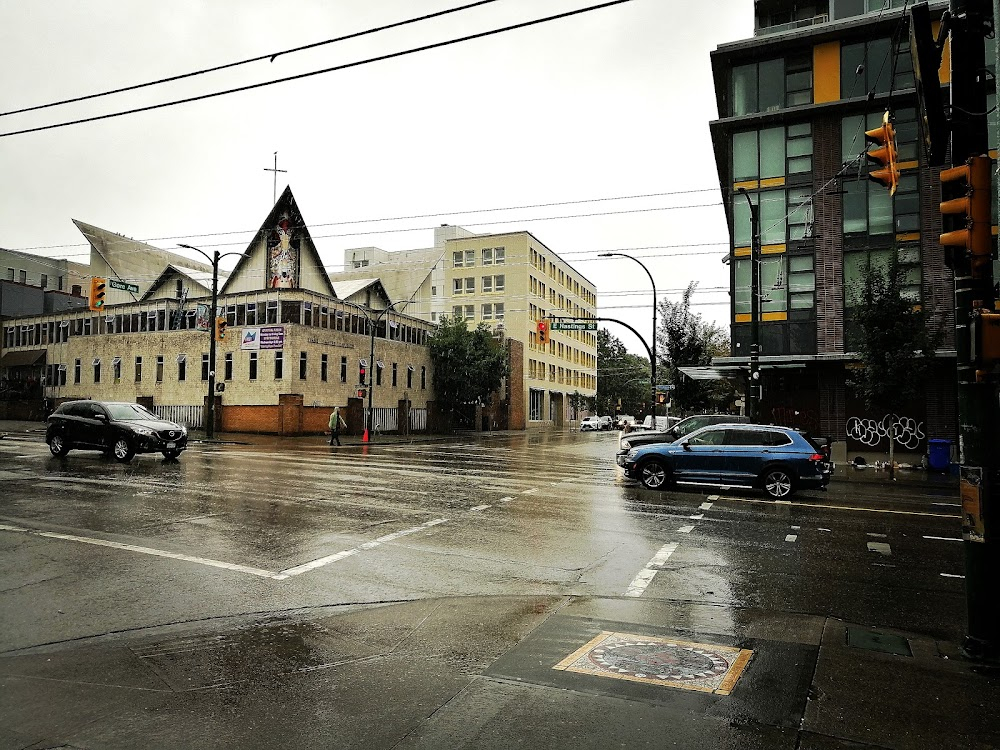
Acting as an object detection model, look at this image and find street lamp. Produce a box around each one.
[178,244,248,440]
[735,188,761,421]
[599,252,657,421]
[339,298,410,442]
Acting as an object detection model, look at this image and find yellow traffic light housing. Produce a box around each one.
[865,111,900,195]
[940,155,993,274]
[537,319,550,345]
[88,277,107,312]
[214,316,228,341]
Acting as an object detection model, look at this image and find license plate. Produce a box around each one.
[166,442,176,449]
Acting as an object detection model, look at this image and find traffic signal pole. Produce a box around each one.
[946,0,1000,659]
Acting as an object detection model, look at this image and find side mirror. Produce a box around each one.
[682,441,691,451]
[94,413,107,421]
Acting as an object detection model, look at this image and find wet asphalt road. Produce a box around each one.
[0,430,973,748]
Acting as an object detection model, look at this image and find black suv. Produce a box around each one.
[46,400,189,462]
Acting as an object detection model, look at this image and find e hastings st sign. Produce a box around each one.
[551,321,597,331]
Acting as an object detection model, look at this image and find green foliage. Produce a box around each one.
[596,328,651,416]
[428,316,509,419]
[657,282,737,414]
[848,258,942,414]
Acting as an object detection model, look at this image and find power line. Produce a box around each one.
[0,1,501,119]
[0,0,635,138]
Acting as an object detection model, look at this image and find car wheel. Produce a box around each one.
[162,449,181,460]
[48,435,70,457]
[113,437,135,463]
[639,459,671,491]
[761,467,795,499]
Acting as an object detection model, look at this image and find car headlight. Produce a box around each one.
[133,427,155,437]
[621,440,632,450]
[179,426,188,436]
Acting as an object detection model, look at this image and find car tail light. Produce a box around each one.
[809,453,825,462]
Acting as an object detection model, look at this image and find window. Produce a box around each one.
[786,123,813,174]
[275,351,283,379]
[249,352,258,380]
[93,358,101,384]
[733,124,812,182]
[482,276,493,293]
[156,356,164,382]
[732,57,793,115]
[421,366,426,389]
[299,352,307,379]
[177,354,187,382]
[225,353,233,381]
[340,356,347,383]
[392,362,398,387]
[5,268,12,281]
[202,353,209,381]
[787,187,814,240]
[734,190,787,246]
[465,277,474,294]
[407,366,413,389]
[376,361,383,386]
[785,53,812,106]
[483,247,494,265]
[453,251,463,267]
[19,270,27,284]
[465,249,475,266]
[735,252,816,315]
[494,247,505,265]
[135,356,142,382]
[845,245,921,308]
[843,178,892,236]
[40,274,48,289]
[465,305,474,320]
[321,353,328,382]
[529,389,543,421]
[788,254,816,309]
[453,278,463,294]
[494,274,505,292]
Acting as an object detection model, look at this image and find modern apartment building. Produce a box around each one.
[708,0,989,460]
[335,228,599,429]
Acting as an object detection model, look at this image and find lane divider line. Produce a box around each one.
[678,525,695,534]
[700,502,714,510]
[470,505,491,512]
[277,518,448,579]
[688,513,704,520]
[867,542,892,556]
[785,534,798,543]
[941,573,966,578]
[624,542,679,598]
[924,535,963,542]
[499,496,514,503]
[522,488,539,495]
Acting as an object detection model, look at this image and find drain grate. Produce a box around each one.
[553,631,752,695]
[846,627,912,656]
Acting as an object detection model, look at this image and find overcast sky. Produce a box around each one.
[0,0,751,355]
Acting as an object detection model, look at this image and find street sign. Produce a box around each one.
[551,321,597,331]
[656,384,675,392]
[108,279,140,294]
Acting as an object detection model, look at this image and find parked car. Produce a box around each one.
[617,414,749,462]
[616,415,636,430]
[599,415,614,431]
[580,416,601,432]
[46,400,189,462]
[621,423,831,499]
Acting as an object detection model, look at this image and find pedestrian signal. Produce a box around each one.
[537,319,550,345]
[359,362,367,384]
[865,111,899,195]
[88,277,107,312]
[214,316,228,341]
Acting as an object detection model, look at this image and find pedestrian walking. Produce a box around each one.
[329,406,347,446]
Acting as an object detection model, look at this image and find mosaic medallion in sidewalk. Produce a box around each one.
[553,631,752,695]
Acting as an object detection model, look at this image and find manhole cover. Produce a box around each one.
[553,631,752,695]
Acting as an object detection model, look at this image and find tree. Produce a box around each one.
[657,282,737,414]
[596,328,651,417]
[848,257,943,478]
[428,316,509,429]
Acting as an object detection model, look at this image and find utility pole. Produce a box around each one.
[946,0,1000,659]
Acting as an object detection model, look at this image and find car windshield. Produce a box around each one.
[105,403,159,421]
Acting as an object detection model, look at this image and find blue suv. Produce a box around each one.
[622,423,831,499]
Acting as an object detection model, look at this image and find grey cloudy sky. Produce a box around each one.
[0,0,751,354]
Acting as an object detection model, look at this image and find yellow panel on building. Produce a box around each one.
[814,41,841,104]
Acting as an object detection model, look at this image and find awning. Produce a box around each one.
[679,365,745,381]
[0,350,46,368]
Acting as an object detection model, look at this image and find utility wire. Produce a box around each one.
[0,1,500,119]
[0,0,635,138]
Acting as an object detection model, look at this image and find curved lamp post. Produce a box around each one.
[599,252,657,420]
[735,188,761,421]
[178,244,249,440]
[338,298,411,442]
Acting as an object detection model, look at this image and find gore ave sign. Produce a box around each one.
[108,279,140,294]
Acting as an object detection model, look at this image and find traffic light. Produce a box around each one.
[537,319,550,345]
[940,155,992,274]
[656,392,667,405]
[214,316,228,342]
[865,111,899,194]
[88,277,107,312]
[359,361,367,385]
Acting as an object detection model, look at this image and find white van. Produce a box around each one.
[640,415,674,431]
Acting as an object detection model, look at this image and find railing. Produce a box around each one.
[153,405,203,430]
[410,408,427,432]
[756,14,828,36]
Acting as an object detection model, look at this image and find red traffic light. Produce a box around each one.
[537,319,550,345]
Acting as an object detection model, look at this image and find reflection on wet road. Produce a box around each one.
[0,430,965,651]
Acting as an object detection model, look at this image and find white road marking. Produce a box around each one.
[776,500,792,505]
[0,523,282,579]
[785,534,798,543]
[924,536,963,542]
[678,525,695,534]
[867,533,887,538]
[818,528,832,532]
[867,542,892,556]
[791,525,801,530]
[470,504,491,512]
[499,496,514,503]
[688,513,704,520]
[941,573,966,579]
[277,518,448,579]
[522,488,539,495]
[933,502,962,507]
[625,542,679,597]
[706,496,720,502]
[699,502,714,510]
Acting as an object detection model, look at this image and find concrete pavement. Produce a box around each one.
[1,595,996,749]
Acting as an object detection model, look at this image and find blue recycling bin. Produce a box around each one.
[928,439,952,472]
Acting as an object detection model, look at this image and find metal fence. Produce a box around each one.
[153,405,203,430]
[410,408,427,432]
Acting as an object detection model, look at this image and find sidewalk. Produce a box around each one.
[1,595,995,749]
